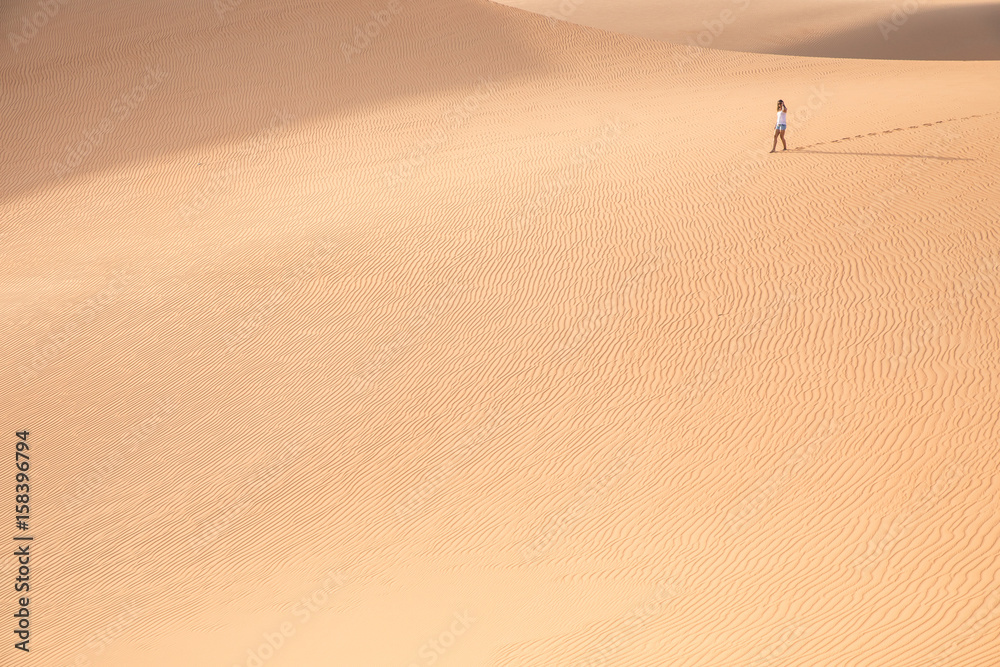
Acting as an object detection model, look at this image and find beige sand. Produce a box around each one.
[3,0,999,665]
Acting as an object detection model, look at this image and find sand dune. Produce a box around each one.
[3,0,1000,665]
[493,0,1000,59]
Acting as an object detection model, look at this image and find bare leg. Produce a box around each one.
[770,129,779,152]
[779,129,787,150]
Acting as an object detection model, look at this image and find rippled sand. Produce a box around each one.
[3,0,999,664]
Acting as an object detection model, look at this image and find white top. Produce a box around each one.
[777,109,787,125]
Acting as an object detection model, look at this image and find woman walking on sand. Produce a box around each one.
[771,100,787,152]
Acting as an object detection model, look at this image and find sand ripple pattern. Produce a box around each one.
[2,0,999,665]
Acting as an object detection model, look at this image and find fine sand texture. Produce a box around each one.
[3,0,1000,665]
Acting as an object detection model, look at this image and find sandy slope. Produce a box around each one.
[2,0,999,665]
[493,0,1000,59]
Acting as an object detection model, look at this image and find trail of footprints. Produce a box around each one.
[793,112,993,150]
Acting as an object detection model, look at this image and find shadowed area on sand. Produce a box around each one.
[491,0,1000,60]
[775,3,1000,60]
[789,150,975,160]
[2,0,548,203]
